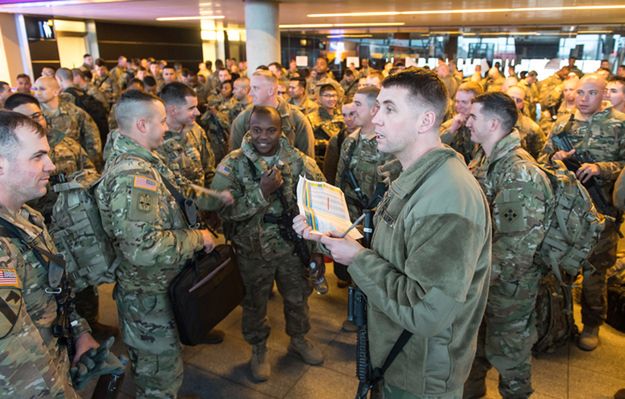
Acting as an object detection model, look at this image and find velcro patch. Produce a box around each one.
[133,176,158,192]
[216,164,231,176]
[0,268,19,288]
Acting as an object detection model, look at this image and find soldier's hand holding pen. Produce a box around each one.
[260,166,283,198]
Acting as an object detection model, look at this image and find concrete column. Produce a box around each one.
[86,20,100,59]
[244,0,280,74]
[0,14,31,85]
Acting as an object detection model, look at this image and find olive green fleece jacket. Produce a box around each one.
[348,147,492,398]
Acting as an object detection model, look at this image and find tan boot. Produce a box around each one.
[250,343,270,382]
[577,325,600,351]
[288,336,324,365]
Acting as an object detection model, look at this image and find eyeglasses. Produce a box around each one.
[321,93,338,98]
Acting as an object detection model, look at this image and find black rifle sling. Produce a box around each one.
[370,329,413,385]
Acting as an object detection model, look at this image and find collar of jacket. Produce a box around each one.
[109,129,160,164]
[0,203,43,242]
[574,105,614,123]
[488,129,522,165]
[390,146,459,200]
[240,133,296,173]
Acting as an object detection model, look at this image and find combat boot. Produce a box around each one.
[288,336,324,365]
[577,325,600,351]
[250,343,270,382]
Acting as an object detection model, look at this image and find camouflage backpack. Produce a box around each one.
[50,169,119,291]
[532,160,605,354]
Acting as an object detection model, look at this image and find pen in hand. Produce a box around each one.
[338,214,366,238]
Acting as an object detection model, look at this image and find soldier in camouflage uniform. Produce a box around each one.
[229,77,252,123]
[541,74,625,351]
[95,91,231,398]
[538,67,570,111]
[72,68,110,111]
[506,86,547,159]
[34,76,103,171]
[288,76,319,115]
[440,81,484,164]
[231,70,315,158]
[0,111,98,398]
[539,77,578,134]
[211,106,325,382]
[108,56,129,99]
[518,71,539,121]
[159,82,216,187]
[464,93,552,399]
[307,83,346,171]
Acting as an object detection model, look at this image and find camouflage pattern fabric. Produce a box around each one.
[210,134,324,344]
[289,96,319,116]
[335,129,400,221]
[539,102,573,136]
[0,205,90,398]
[95,131,209,398]
[199,109,231,165]
[27,128,96,222]
[228,99,251,124]
[43,96,103,171]
[465,131,552,398]
[156,122,215,187]
[538,74,563,109]
[92,75,115,106]
[440,118,478,164]
[515,114,546,160]
[230,97,315,158]
[307,107,346,171]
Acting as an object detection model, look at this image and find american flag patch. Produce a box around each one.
[217,164,231,176]
[0,268,19,287]
[133,176,158,192]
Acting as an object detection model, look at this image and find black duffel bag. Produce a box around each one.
[169,244,245,345]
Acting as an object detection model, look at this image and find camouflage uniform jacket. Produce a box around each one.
[92,75,115,106]
[470,131,552,281]
[0,204,91,398]
[28,129,97,221]
[542,106,625,200]
[108,66,127,98]
[230,97,315,158]
[84,83,110,111]
[95,132,207,294]
[440,117,478,164]
[539,102,574,135]
[211,134,325,259]
[199,109,231,165]
[347,147,492,396]
[156,122,216,187]
[43,97,103,171]
[335,129,400,220]
[307,107,345,141]
[538,74,563,108]
[289,96,319,115]
[515,114,546,159]
[228,98,251,123]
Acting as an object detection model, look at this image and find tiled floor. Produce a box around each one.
[85,265,625,399]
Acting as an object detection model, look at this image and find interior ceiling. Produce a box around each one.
[1,0,625,33]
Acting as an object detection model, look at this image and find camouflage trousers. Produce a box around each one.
[582,220,619,327]
[464,271,541,399]
[114,287,183,399]
[238,252,312,345]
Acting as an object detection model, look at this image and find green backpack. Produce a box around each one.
[532,160,605,354]
[50,170,119,291]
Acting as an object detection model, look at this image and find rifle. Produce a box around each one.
[551,119,618,219]
[343,168,387,399]
[263,186,328,294]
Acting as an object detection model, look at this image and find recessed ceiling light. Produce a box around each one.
[308,5,625,18]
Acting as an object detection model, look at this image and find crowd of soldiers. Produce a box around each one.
[1,50,625,399]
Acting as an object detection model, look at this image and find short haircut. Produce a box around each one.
[472,92,518,134]
[128,78,145,89]
[382,67,448,122]
[319,83,336,96]
[268,62,283,70]
[72,68,86,80]
[344,69,355,77]
[355,86,380,106]
[180,68,193,78]
[0,110,45,158]
[252,69,278,84]
[250,105,281,128]
[527,70,538,77]
[234,76,250,86]
[0,81,10,92]
[159,81,196,105]
[289,76,307,89]
[143,76,157,87]
[95,58,106,67]
[220,80,233,89]
[83,53,91,58]
[16,73,31,81]
[4,93,41,110]
[205,60,213,69]
[457,81,484,97]
[162,65,175,72]
[115,90,163,131]
[55,67,72,81]
[608,76,625,88]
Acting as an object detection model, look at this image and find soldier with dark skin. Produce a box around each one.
[211,106,326,383]
[542,74,625,351]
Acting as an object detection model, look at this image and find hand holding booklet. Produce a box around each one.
[296,176,363,240]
